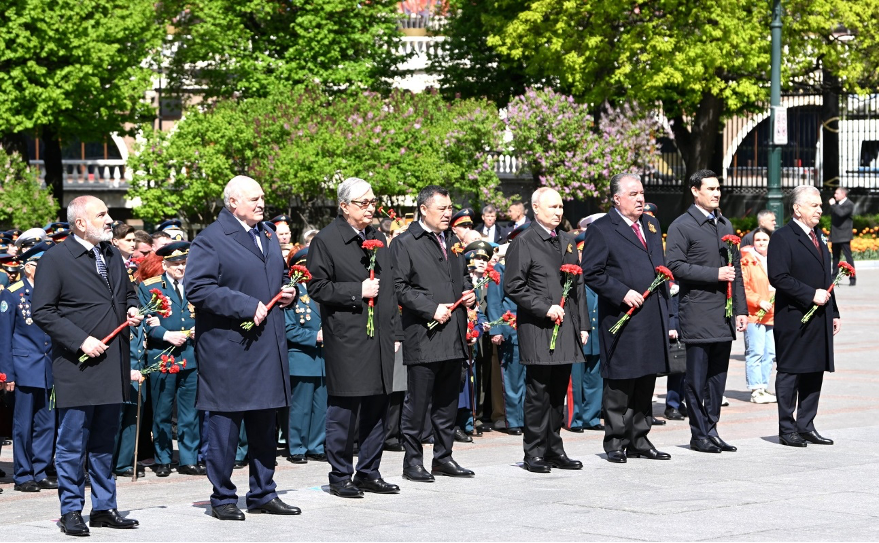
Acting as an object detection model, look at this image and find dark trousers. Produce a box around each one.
[832,241,854,271]
[325,394,388,484]
[12,386,55,485]
[151,368,200,466]
[206,409,277,509]
[57,404,121,515]
[288,376,327,456]
[603,375,656,453]
[776,371,824,434]
[666,373,687,410]
[685,342,731,440]
[523,364,571,458]
[401,360,460,468]
[475,336,493,421]
[499,341,525,428]
[384,391,405,446]
[113,399,143,474]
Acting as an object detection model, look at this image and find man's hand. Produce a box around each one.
[316,329,323,343]
[759,300,773,312]
[362,278,380,299]
[580,331,589,345]
[127,307,144,326]
[546,305,565,323]
[253,301,269,326]
[718,265,736,282]
[491,334,503,345]
[462,289,476,307]
[5,381,14,393]
[829,197,837,205]
[146,315,160,327]
[394,341,401,353]
[433,303,453,324]
[468,335,478,345]
[669,329,679,340]
[622,290,644,309]
[130,370,145,384]
[189,327,196,340]
[812,288,831,306]
[833,318,841,335]
[163,331,189,346]
[735,315,748,332]
[278,286,298,308]
[80,336,108,358]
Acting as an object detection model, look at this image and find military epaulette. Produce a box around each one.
[142,276,162,286]
[8,281,24,292]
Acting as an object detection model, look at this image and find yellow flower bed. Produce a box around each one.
[821,228,879,259]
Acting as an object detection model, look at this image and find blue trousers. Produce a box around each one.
[206,410,277,509]
[150,368,200,465]
[666,374,686,410]
[12,386,56,485]
[568,355,603,428]
[56,404,121,514]
[288,376,327,456]
[498,341,525,428]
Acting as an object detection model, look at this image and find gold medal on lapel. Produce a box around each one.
[301,294,311,304]
[187,302,196,318]
[566,243,573,254]
[648,223,657,234]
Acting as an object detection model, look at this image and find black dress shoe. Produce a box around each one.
[651,417,667,426]
[431,459,475,478]
[14,480,40,492]
[799,430,833,445]
[353,476,400,494]
[154,464,172,477]
[584,423,605,431]
[89,509,139,528]
[690,438,722,453]
[383,442,405,452]
[306,453,327,462]
[211,503,245,521]
[522,456,552,473]
[606,450,627,463]
[37,478,59,489]
[114,466,146,478]
[402,465,435,482]
[178,464,207,475]
[664,407,685,420]
[709,436,737,452]
[545,454,583,470]
[453,428,473,443]
[60,511,90,536]
[627,448,671,460]
[0,467,5,477]
[287,454,308,464]
[506,426,524,435]
[779,432,808,447]
[329,480,364,498]
[249,497,302,514]
[566,426,585,433]
[233,460,247,469]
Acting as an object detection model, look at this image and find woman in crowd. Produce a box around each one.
[741,227,777,404]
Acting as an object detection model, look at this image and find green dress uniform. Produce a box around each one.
[113,319,147,475]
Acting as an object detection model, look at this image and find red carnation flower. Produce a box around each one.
[560,264,583,276]
[362,239,385,251]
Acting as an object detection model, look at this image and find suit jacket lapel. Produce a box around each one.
[793,225,824,267]
[615,214,646,251]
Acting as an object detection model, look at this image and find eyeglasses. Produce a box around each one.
[349,198,379,208]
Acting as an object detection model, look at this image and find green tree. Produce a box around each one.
[0,0,163,211]
[159,0,407,100]
[0,146,59,229]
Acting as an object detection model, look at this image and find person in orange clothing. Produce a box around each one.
[741,227,777,404]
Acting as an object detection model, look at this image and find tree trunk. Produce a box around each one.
[42,126,64,220]
[0,132,28,159]
[821,68,840,189]
[670,92,725,209]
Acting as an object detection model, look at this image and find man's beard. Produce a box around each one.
[86,223,113,243]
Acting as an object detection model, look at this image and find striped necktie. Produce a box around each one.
[92,246,110,288]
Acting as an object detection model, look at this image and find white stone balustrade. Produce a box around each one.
[29,159,130,188]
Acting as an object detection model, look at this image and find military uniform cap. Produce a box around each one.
[156,219,183,231]
[49,223,71,241]
[575,230,587,251]
[463,240,492,261]
[15,227,48,248]
[263,221,277,232]
[450,208,474,228]
[270,215,292,226]
[156,241,190,262]
[5,229,22,241]
[577,213,606,229]
[643,203,658,215]
[43,221,69,235]
[291,247,308,265]
[20,241,54,262]
[505,222,530,242]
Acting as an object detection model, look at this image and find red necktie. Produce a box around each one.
[435,232,447,259]
[809,230,823,261]
[632,223,647,249]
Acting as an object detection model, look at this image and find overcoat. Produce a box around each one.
[31,238,138,408]
[580,210,669,379]
[0,280,53,389]
[767,221,838,374]
[306,217,399,395]
[504,225,588,365]
[284,285,326,378]
[392,221,471,365]
[185,208,290,412]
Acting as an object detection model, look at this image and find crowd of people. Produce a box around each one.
[0,171,851,534]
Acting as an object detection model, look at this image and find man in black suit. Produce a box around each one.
[665,170,747,454]
[474,205,506,243]
[829,187,856,286]
[393,185,476,482]
[581,174,671,463]
[768,185,840,447]
[32,196,144,535]
[504,188,588,473]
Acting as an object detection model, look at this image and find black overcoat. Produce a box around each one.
[392,222,470,365]
[767,221,838,374]
[503,225,588,365]
[31,238,138,408]
[665,206,747,343]
[580,210,669,379]
[185,208,290,412]
[306,217,400,396]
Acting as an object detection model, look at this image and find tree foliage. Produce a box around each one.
[0,147,59,229]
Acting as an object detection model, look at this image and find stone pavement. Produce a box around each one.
[1,269,878,541]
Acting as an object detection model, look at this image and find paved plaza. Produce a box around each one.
[2,267,878,541]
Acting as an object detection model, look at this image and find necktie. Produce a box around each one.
[248,227,260,249]
[809,230,823,261]
[358,230,366,242]
[631,223,647,249]
[92,246,110,288]
[173,279,183,303]
[435,232,447,259]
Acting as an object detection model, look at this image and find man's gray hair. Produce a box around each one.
[67,196,99,229]
[338,177,372,206]
[609,173,641,206]
[756,209,776,220]
[223,175,258,209]
[482,204,498,215]
[790,185,820,211]
[531,187,557,208]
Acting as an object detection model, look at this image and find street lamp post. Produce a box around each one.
[766,0,784,220]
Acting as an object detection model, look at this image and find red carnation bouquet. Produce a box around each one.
[801,262,855,323]
[550,264,583,351]
[466,309,480,343]
[0,373,6,384]
[241,265,312,330]
[427,265,501,329]
[141,354,186,377]
[79,288,172,363]
[378,206,402,226]
[610,266,674,335]
[485,310,517,330]
[362,239,384,337]
[721,234,741,317]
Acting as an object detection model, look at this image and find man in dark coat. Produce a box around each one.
[665,170,747,454]
[581,174,671,464]
[504,188,589,473]
[307,177,401,498]
[393,185,476,482]
[31,196,143,535]
[186,176,299,520]
[828,186,856,286]
[768,185,840,447]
